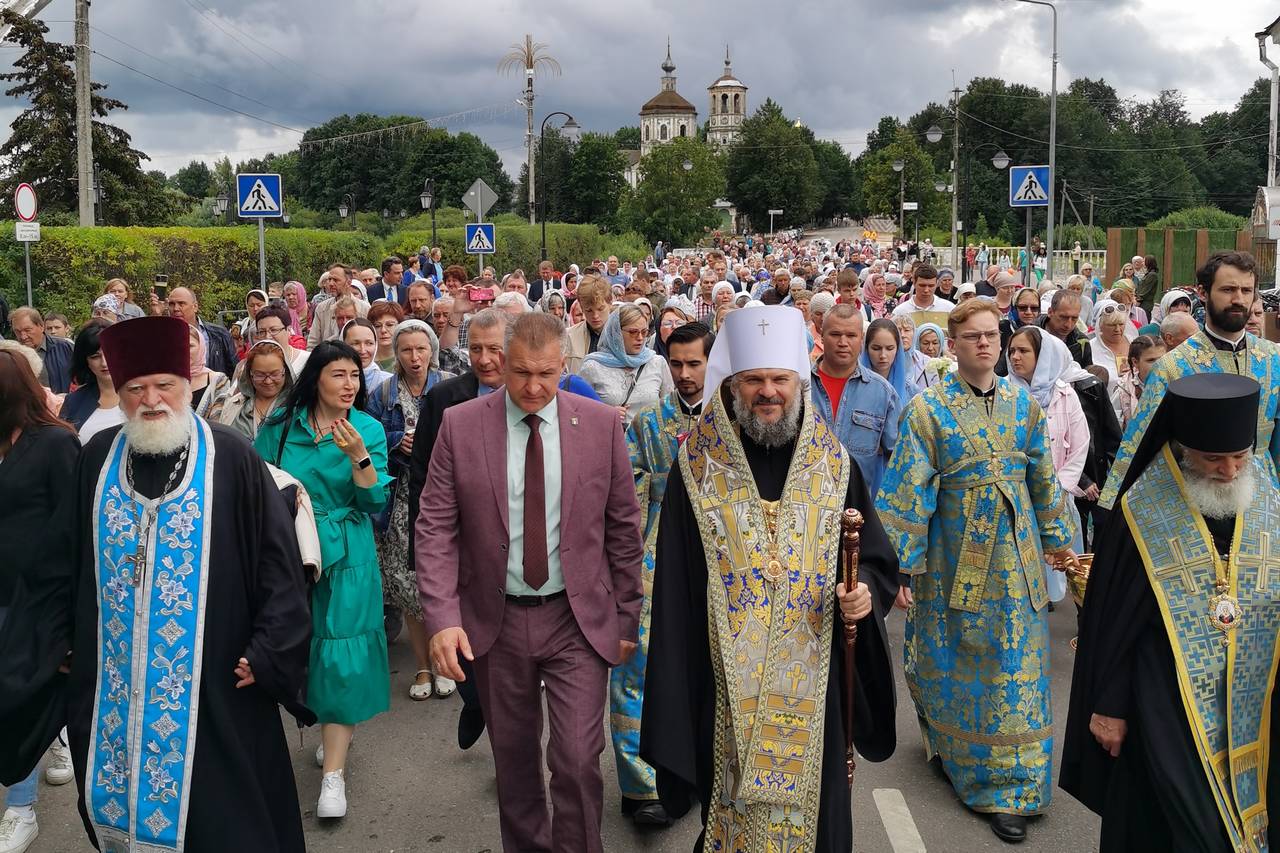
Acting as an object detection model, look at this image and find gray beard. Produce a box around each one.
[1179,456,1256,520]
[123,408,193,456]
[731,388,803,448]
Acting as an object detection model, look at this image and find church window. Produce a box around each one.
[734,93,741,113]
[660,124,668,141]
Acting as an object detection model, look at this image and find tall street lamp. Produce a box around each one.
[338,193,355,230]
[420,178,436,247]
[891,159,905,237]
[539,111,580,261]
[1008,0,1058,273]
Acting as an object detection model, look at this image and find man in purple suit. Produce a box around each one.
[416,312,644,853]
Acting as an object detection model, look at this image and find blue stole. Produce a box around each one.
[87,417,214,853]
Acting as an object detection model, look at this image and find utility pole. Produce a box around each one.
[1087,194,1095,250]
[74,0,95,227]
[950,87,961,272]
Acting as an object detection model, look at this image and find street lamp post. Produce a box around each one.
[420,179,436,247]
[1009,0,1058,276]
[538,111,580,261]
[338,193,354,230]
[892,158,905,238]
[214,187,230,225]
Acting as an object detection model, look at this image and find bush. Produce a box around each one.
[1147,206,1248,231]
[0,223,381,323]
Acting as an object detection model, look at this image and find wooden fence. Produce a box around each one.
[1105,228,1251,289]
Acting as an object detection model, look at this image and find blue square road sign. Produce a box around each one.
[465,222,496,255]
[236,173,283,218]
[1009,165,1050,208]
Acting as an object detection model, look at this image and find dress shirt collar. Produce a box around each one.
[505,390,558,430]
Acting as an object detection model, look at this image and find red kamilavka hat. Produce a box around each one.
[99,315,192,391]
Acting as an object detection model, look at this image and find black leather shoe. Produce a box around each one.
[990,813,1026,843]
[632,801,672,827]
[457,708,486,750]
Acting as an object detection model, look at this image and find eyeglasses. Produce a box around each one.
[250,370,285,382]
[622,327,649,338]
[660,319,683,329]
[1100,304,1123,315]
[1017,304,1040,313]
[257,326,286,336]
[957,331,1001,344]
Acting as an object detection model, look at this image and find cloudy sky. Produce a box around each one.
[2,0,1277,186]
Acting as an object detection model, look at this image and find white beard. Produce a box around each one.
[731,385,803,448]
[123,396,194,457]
[1180,456,1256,520]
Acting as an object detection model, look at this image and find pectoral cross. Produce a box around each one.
[127,509,156,587]
[757,318,770,336]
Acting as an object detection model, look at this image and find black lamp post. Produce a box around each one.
[338,193,355,230]
[538,111,581,261]
[419,179,436,246]
[214,187,230,225]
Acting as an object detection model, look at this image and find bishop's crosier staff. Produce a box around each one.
[841,507,864,786]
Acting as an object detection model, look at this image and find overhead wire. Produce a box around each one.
[179,0,313,90]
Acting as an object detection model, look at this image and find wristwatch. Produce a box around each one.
[355,456,372,470]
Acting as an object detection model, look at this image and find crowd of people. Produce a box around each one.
[0,232,1277,853]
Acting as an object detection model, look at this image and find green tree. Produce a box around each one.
[566,132,627,228]
[0,11,181,225]
[858,128,939,227]
[724,99,821,229]
[613,126,641,149]
[808,138,858,222]
[173,160,213,199]
[514,127,573,221]
[619,137,723,246]
[296,116,514,225]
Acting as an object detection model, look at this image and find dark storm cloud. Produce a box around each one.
[2,0,1273,176]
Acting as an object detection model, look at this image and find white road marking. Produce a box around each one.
[873,787,927,853]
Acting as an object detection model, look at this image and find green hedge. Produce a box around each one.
[0,223,380,323]
[0,222,654,325]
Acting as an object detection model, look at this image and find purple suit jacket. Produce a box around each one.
[415,389,644,665]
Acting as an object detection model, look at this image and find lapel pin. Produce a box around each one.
[571,417,579,425]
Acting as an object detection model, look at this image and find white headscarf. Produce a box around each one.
[1009,330,1091,409]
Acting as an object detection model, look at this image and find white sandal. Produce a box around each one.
[408,670,434,701]
[433,675,457,697]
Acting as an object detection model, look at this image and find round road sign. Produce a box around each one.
[14,183,37,222]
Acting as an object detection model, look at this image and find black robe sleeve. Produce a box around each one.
[641,455,898,852]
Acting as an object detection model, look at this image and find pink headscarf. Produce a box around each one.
[863,274,889,318]
[283,280,308,336]
[187,324,208,379]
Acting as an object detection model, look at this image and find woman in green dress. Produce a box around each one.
[255,340,390,822]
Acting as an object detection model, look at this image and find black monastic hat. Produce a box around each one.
[1167,373,1259,454]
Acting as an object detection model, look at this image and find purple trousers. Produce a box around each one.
[473,595,609,853]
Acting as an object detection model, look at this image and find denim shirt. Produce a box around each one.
[366,371,445,473]
[809,361,900,499]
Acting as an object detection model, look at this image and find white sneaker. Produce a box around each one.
[44,729,73,786]
[0,809,38,853]
[316,771,347,819]
[433,675,457,697]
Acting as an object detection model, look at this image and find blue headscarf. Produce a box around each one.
[860,319,918,404]
[582,309,655,370]
[914,322,947,357]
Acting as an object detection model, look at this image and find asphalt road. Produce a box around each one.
[14,602,1100,853]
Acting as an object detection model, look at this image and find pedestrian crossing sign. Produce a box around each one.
[1009,165,1050,208]
[465,222,496,255]
[236,173,283,218]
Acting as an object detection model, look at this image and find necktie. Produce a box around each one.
[522,413,548,591]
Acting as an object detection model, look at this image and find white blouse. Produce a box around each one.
[578,355,674,426]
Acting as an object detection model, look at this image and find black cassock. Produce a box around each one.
[640,430,899,853]
[4,423,314,853]
[1061,511,1280,852]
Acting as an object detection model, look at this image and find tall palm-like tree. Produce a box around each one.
[499,35,561,224]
